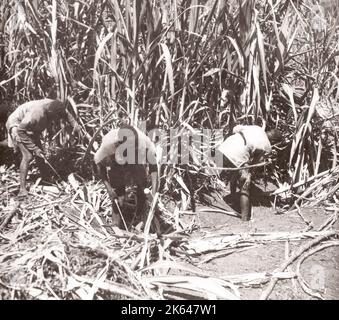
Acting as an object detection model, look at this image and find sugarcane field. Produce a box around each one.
[0,0,339,302]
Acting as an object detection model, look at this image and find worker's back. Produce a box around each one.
[94,125,157,167]
[217,125,271,167]
[6,99,65,132]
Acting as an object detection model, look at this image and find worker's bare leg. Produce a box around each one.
[35,157,49,180]
[33,137,49,180]
[230,173,237,206]
[136,185,146,216]
[0,139,8,147]
[239,169,251,221]
[111,185,125,228]
[111,201,122,227]
[17,143,33,197]
[222,155,238,208]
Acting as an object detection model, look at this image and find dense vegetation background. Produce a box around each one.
[0,0,339,302]
[0,0,338,189]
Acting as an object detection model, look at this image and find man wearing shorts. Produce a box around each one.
[94,124,159,228]
[6,98,81,197]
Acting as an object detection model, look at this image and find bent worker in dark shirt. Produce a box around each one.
[6,98,81,197]
[94,125,159,229]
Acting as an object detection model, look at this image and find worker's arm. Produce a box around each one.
[96,161,118,201]
[251,145,273,165]
[149,165,159,196]
[251,150,264,164]
[251,137,273,164]
[65,110,83,138]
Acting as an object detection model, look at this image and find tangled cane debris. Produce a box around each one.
[0,165,338,300]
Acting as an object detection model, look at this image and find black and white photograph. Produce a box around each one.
[0,0,338,303]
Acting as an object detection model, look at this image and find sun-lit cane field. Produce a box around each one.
[0,0,339,300]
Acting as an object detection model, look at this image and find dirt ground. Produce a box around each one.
[184,183,339,300]
[0,155,338,300]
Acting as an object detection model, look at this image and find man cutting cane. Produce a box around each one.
[216,125,283,221]
[6,98,81,197]
[94,124,159,229]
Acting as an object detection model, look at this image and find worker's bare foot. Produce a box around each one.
[17,190,29,198]
[241,212,251,221]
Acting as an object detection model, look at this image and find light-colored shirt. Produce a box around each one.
[6,99,77,151]
[6,99,65,132]
[94,125,157,169]
[217,125,271,167]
